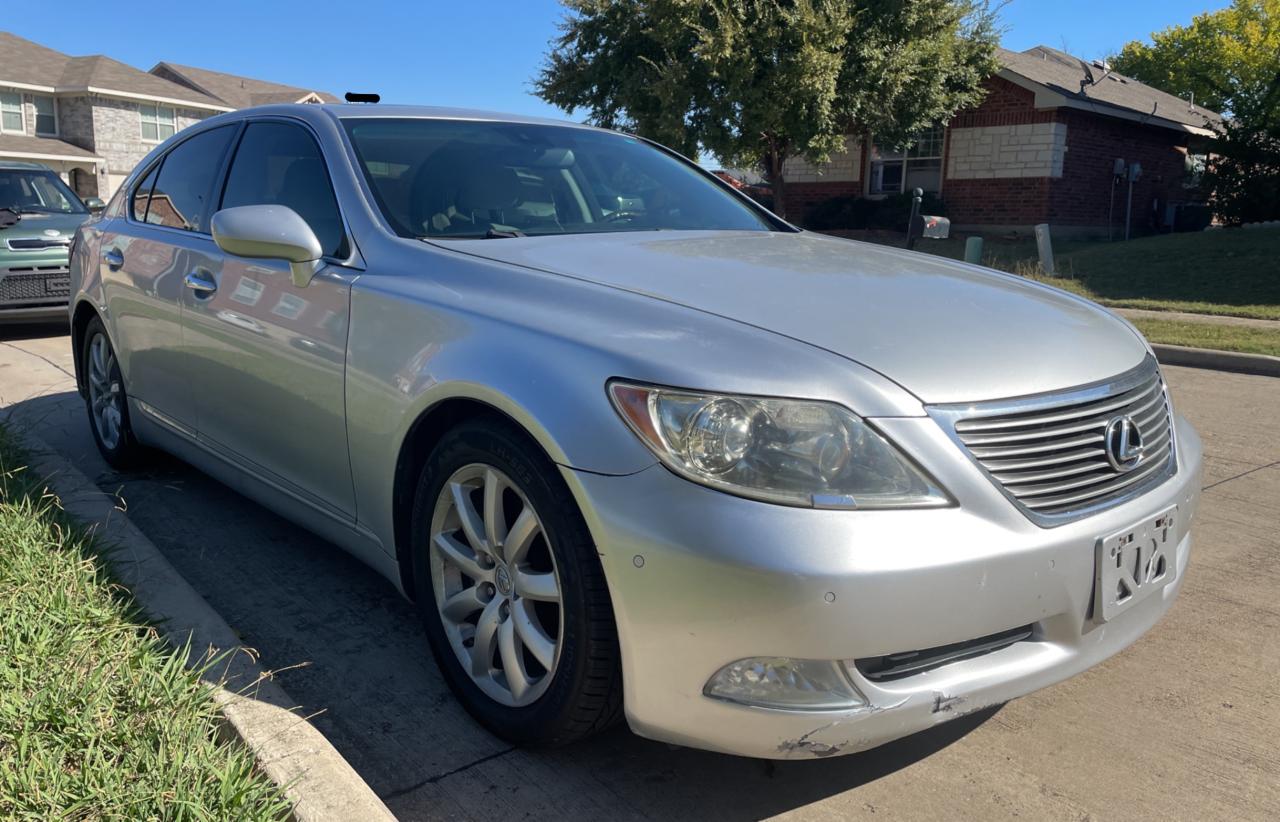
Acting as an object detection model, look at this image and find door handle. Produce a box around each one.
[184,270,218,296]
[102,247,124,269]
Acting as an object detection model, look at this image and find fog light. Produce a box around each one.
[704,657,866,710]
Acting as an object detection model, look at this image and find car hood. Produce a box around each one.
[438,230,1148,404]
[0,211,88,241]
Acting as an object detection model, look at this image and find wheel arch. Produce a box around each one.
[70,299,103,398]
[390,394,564,600]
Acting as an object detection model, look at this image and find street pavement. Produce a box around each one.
[2,323,1277,821]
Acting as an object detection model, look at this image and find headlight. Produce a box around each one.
[609,382,950,509]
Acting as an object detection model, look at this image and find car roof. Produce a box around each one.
[198,102,604,132]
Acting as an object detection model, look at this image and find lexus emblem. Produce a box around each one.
[1104,415,1144,472]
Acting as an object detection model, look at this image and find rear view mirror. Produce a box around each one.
[84,197,106,213]
[211,205,323,288]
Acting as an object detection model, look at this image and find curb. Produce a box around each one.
[1152,344,1280,378]
[16,432,396,822]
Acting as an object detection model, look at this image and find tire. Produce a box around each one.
[410,417,623,746]
[81,316,146,469]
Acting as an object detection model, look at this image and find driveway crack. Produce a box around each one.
[1202,460,1279,491]
[381,746,517,800]
[0,340,76,380]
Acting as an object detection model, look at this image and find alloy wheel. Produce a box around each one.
[429,463,564,707]
[87,332,124,451]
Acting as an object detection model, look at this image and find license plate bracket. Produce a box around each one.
[1094,505,1177,622]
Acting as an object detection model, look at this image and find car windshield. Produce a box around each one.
[0,168,87,214]
[342,118,775,239]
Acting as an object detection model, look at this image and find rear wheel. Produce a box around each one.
[81,317,145,468]
[411,418,622,745]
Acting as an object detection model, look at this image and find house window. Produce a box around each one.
[139,104,177,142]
[869,124,944,194]
[0,92,23,134]
[34,96,56,136]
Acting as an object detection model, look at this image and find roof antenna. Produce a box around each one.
[345,92,380,104]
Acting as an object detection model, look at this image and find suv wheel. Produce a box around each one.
[410,418,622,746]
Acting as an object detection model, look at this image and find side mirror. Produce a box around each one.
[211,205,323,288]
[84,197,105,213]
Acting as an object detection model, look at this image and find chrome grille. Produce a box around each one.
[930,357,1176,525]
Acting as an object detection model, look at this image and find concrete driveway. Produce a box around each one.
[2,323,1277,821]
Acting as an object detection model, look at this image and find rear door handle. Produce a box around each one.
[184,270,218,296]
[103,248,124,269]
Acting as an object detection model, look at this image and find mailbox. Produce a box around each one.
[912,214,951,239]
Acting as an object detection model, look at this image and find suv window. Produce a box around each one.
[221,122,346,258]
[147,125,236,232]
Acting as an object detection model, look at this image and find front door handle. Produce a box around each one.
[103,247,124,269]
[184,270,218,296]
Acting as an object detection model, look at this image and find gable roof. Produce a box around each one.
[0,32,230,111]
[0,133,102,163]
[998,46,1222,135]
[150,62,339,109]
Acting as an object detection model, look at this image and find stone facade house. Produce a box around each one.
[786,46,1223,235]
[0,32,335,200]
[0,32,231,199]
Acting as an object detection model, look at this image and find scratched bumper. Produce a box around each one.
[561,414,1202,759]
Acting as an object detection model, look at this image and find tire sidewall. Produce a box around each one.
[81,317,139,467]
[411,419,599,745]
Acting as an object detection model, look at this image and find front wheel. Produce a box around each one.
[410,418,623,746]
[81,317,146,468]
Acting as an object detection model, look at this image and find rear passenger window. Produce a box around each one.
[147,125,236,232]
[220,122,347,258]
[130,163,159,222]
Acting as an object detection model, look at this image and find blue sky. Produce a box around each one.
[5,0,1230,120]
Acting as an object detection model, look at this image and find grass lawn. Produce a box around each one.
[1127,317,1280,357]
[835,227,1280,321]
[0,427,290,820]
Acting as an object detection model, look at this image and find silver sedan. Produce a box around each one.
[68,104,1201,759]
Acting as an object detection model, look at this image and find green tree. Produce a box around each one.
[1110,0,1279,115]
[1111,1,1280,223]
[535,0,999,218]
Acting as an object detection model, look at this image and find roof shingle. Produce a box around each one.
[999,46,1222,131]
[0,133,101,161]
[150,62,338,109]
[0,31,228,110]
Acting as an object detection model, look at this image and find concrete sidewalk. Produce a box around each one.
[3,325,1277,821]
[1117,307,1280,329]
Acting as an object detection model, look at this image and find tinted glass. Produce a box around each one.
[0,169,86,214]
[148,125,236,232]
[221,122,346,258]
[130,163,159,222]
[343,118,773,239]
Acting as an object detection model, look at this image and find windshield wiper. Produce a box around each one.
[416,227,528,240]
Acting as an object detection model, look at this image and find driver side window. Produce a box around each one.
[220,122,347,258]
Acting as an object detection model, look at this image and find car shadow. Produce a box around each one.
[0,320,69,342]
[5,389,998,820]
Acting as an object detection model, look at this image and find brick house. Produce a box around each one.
[0,32,334,200]
[786,46,1223,235]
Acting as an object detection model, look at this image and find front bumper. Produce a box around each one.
[561,413,1202,759]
